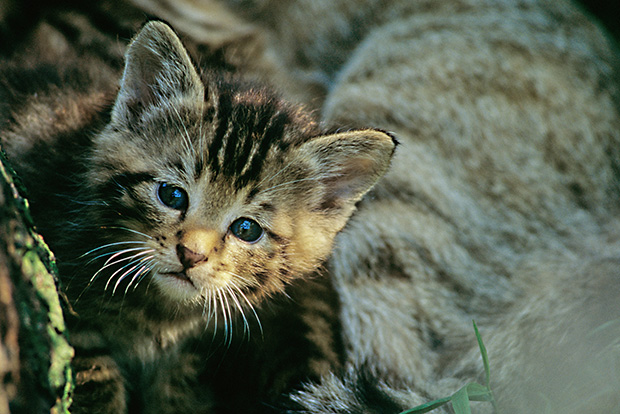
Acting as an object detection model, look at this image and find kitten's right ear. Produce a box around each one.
[111,21,204,126]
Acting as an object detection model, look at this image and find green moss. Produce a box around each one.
[1,150,74,413]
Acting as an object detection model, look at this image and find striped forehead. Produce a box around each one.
[200,87,295,189]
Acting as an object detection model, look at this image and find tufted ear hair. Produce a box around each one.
[111,21,204,126]
[297,129,397,214]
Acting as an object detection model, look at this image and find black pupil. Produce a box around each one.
[230,218,263,242]
[157,183,188,210]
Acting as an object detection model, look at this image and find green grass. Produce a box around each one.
[400,321,497,414]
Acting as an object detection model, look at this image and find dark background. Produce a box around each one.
[578,0,620,43]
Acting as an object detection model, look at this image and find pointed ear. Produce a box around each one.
[111,21,204,126]
[298,129,397,212]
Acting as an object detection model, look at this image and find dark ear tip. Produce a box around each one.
[391,135,400,147]
[378,129,400,147]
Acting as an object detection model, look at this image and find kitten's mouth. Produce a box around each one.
[164,271,195,287]
[153,270,201,301]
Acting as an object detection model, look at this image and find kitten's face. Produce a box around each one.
[81,22,395,313]
[90,97,335,306]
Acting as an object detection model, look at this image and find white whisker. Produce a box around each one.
[125,257,157,294]
[89,248,155,284]
[261,177,322,196]
[85,245,151,266]
[225,290,234,346]
[102,226,154,240]
[80,241,149,259]
[204,291,212,321]
[112,264,141,294]
[217,290,228,343]
[100,247,152,267]
[226,285,250,337]
[103,252,156,292]
[210,292,219,342]
[229,282,263,337]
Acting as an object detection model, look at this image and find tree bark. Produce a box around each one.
[0,150,73,414]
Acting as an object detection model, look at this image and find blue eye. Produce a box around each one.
[157,183,188,211]
[230,218,263,243]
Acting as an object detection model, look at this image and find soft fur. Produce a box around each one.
[2,0,620,413]
[2,18,394,413]
[128,0,620,412]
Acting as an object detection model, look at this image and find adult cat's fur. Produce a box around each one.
[211,0,620,412]
[3,0,620,413]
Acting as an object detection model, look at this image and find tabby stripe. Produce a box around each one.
[193,157,205,180]
[254,108,275,137]
[259,202,274,212]
[239,111,287,185]
[254,271,269,286]
[222,108,243,177]
[233,111,259,181]
[266,229,287,244]
[167,160,185,176]
[96,172,155,198]
[208,91,232,175]
[234,108,274,185]
[246,186,260,202]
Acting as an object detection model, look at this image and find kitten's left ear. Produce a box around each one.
[299,129,397,214]
[111,21,204,126]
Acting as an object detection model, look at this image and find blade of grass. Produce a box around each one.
[465,382,493,402]
[399,396,452,414]
[473,320,498,412]
[400,320,496,414]
[451,385,472,414]
[473,320,490,388]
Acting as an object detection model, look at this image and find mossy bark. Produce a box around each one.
[0,150,73,414]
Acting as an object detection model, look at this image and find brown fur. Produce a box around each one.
[1,16,394,413]
[2,0,620,413]
[143,0,620,412]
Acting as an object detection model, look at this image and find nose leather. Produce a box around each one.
[176,244,206,269]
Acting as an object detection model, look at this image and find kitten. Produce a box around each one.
[1,20,395,413]
[5,0,620,413]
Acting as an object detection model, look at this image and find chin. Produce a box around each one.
[152,272,204,305]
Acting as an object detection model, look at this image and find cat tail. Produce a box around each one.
[285,364,414,414]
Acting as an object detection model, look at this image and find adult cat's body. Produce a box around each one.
[192,1,620,411]
[2,0,620,413]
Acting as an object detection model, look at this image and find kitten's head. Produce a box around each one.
[82,22,395,312]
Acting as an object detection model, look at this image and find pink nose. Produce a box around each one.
[176,244,206,269]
